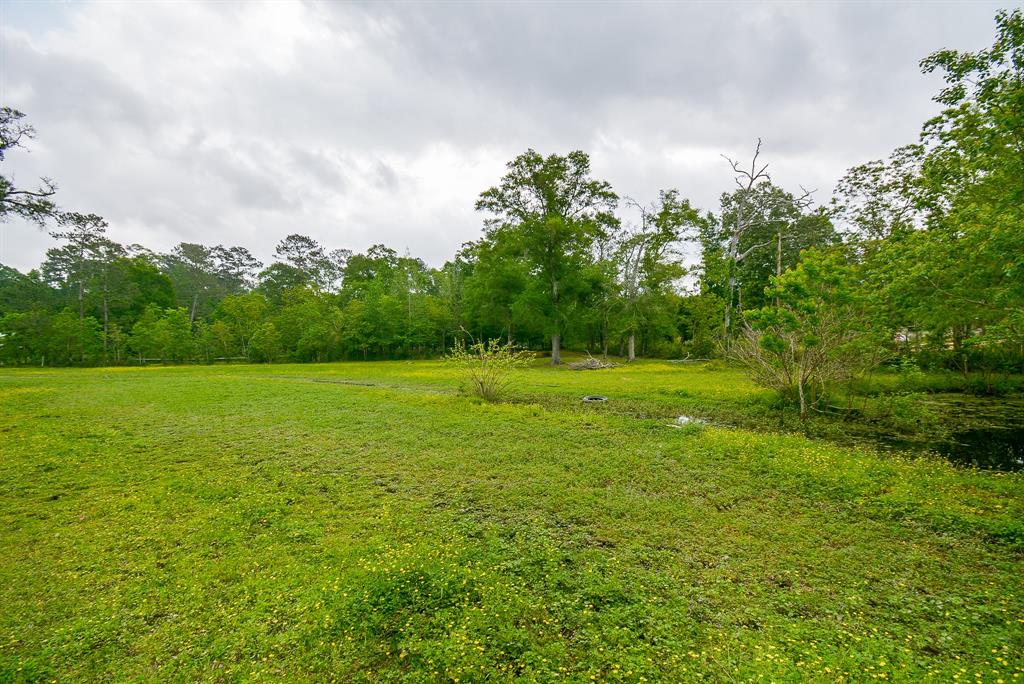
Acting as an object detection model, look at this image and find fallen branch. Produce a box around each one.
[568,353,620,370]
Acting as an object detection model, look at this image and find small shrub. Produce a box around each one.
[895,357,925,382]
[444,339,534,402]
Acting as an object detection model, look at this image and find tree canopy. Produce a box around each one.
[1,9,1021,390]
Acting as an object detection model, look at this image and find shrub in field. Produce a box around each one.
[730,249,886,419]
[445,339,534,401]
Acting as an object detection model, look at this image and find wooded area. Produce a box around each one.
[2,10,1021,391]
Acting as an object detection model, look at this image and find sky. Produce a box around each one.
[0,0,1018,273]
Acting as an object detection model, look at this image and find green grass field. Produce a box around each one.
[1,360,1022,682]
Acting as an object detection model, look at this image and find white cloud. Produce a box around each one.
[0,0,1011,272]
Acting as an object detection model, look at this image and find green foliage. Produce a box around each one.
[475,149,619,363]
[0,265,55,314]
[116,256,175,322]
[0,311,47,364]
[460,238,532,344]
[835,9,1024,374]
[444,338,534,401]
[129,305,193,362]
[273,289,343,362]
[677,292,725,358]
[272,234,330,288]
[716,182,838,314]
[162,242,263,320]
[614,190,704,359]
[248,321,283,363]
[732,249,886,418]
[256,262,310,303]
[214,292,268,359]
[0,309,103,366]
[47,310,103,365]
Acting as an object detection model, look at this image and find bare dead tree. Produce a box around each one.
[720,140,814,341]
[721,140,770,344]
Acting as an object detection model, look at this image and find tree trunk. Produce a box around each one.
[551,278,561,365]
[628,333,636,362]
[190,293,199,324]
[798,376,807,421]
[102,295,109,361]
[723,201,743,345]
[775,228,783,309]
[724,264,736,343]
[601,316,609,359]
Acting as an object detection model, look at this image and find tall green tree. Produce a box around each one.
[0,265,55,314]
[42,213,111,321]
[162,243,261,322]
[129,306,193,363]
[476,150,618,364]
[460,239,531,345]
[214,293,269,360]
[272,235,347,291]
[212,245,262,294]
[834,9,1024,373]
[257,263,311,304]
[161,243,222,322]
[617,190,703,361]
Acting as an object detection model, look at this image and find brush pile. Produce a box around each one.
[567,354,619,371]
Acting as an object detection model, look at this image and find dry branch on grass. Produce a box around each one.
[567,354,620,370]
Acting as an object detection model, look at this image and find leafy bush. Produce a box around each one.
[730,249,886,419]
[444,338,534,401]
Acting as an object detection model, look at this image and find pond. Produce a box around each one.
[875,395,1024,472]
[933,425,1024,470]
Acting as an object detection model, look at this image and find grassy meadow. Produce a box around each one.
[1,359,1022,682]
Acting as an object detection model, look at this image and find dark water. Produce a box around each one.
[933,425,1024,471]
[878,396,1024,472]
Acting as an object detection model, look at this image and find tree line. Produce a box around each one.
[1,11,1021,385]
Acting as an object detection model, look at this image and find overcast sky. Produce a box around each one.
[0,0,1017,272]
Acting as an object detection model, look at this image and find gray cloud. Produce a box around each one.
[0,0,1015,272]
